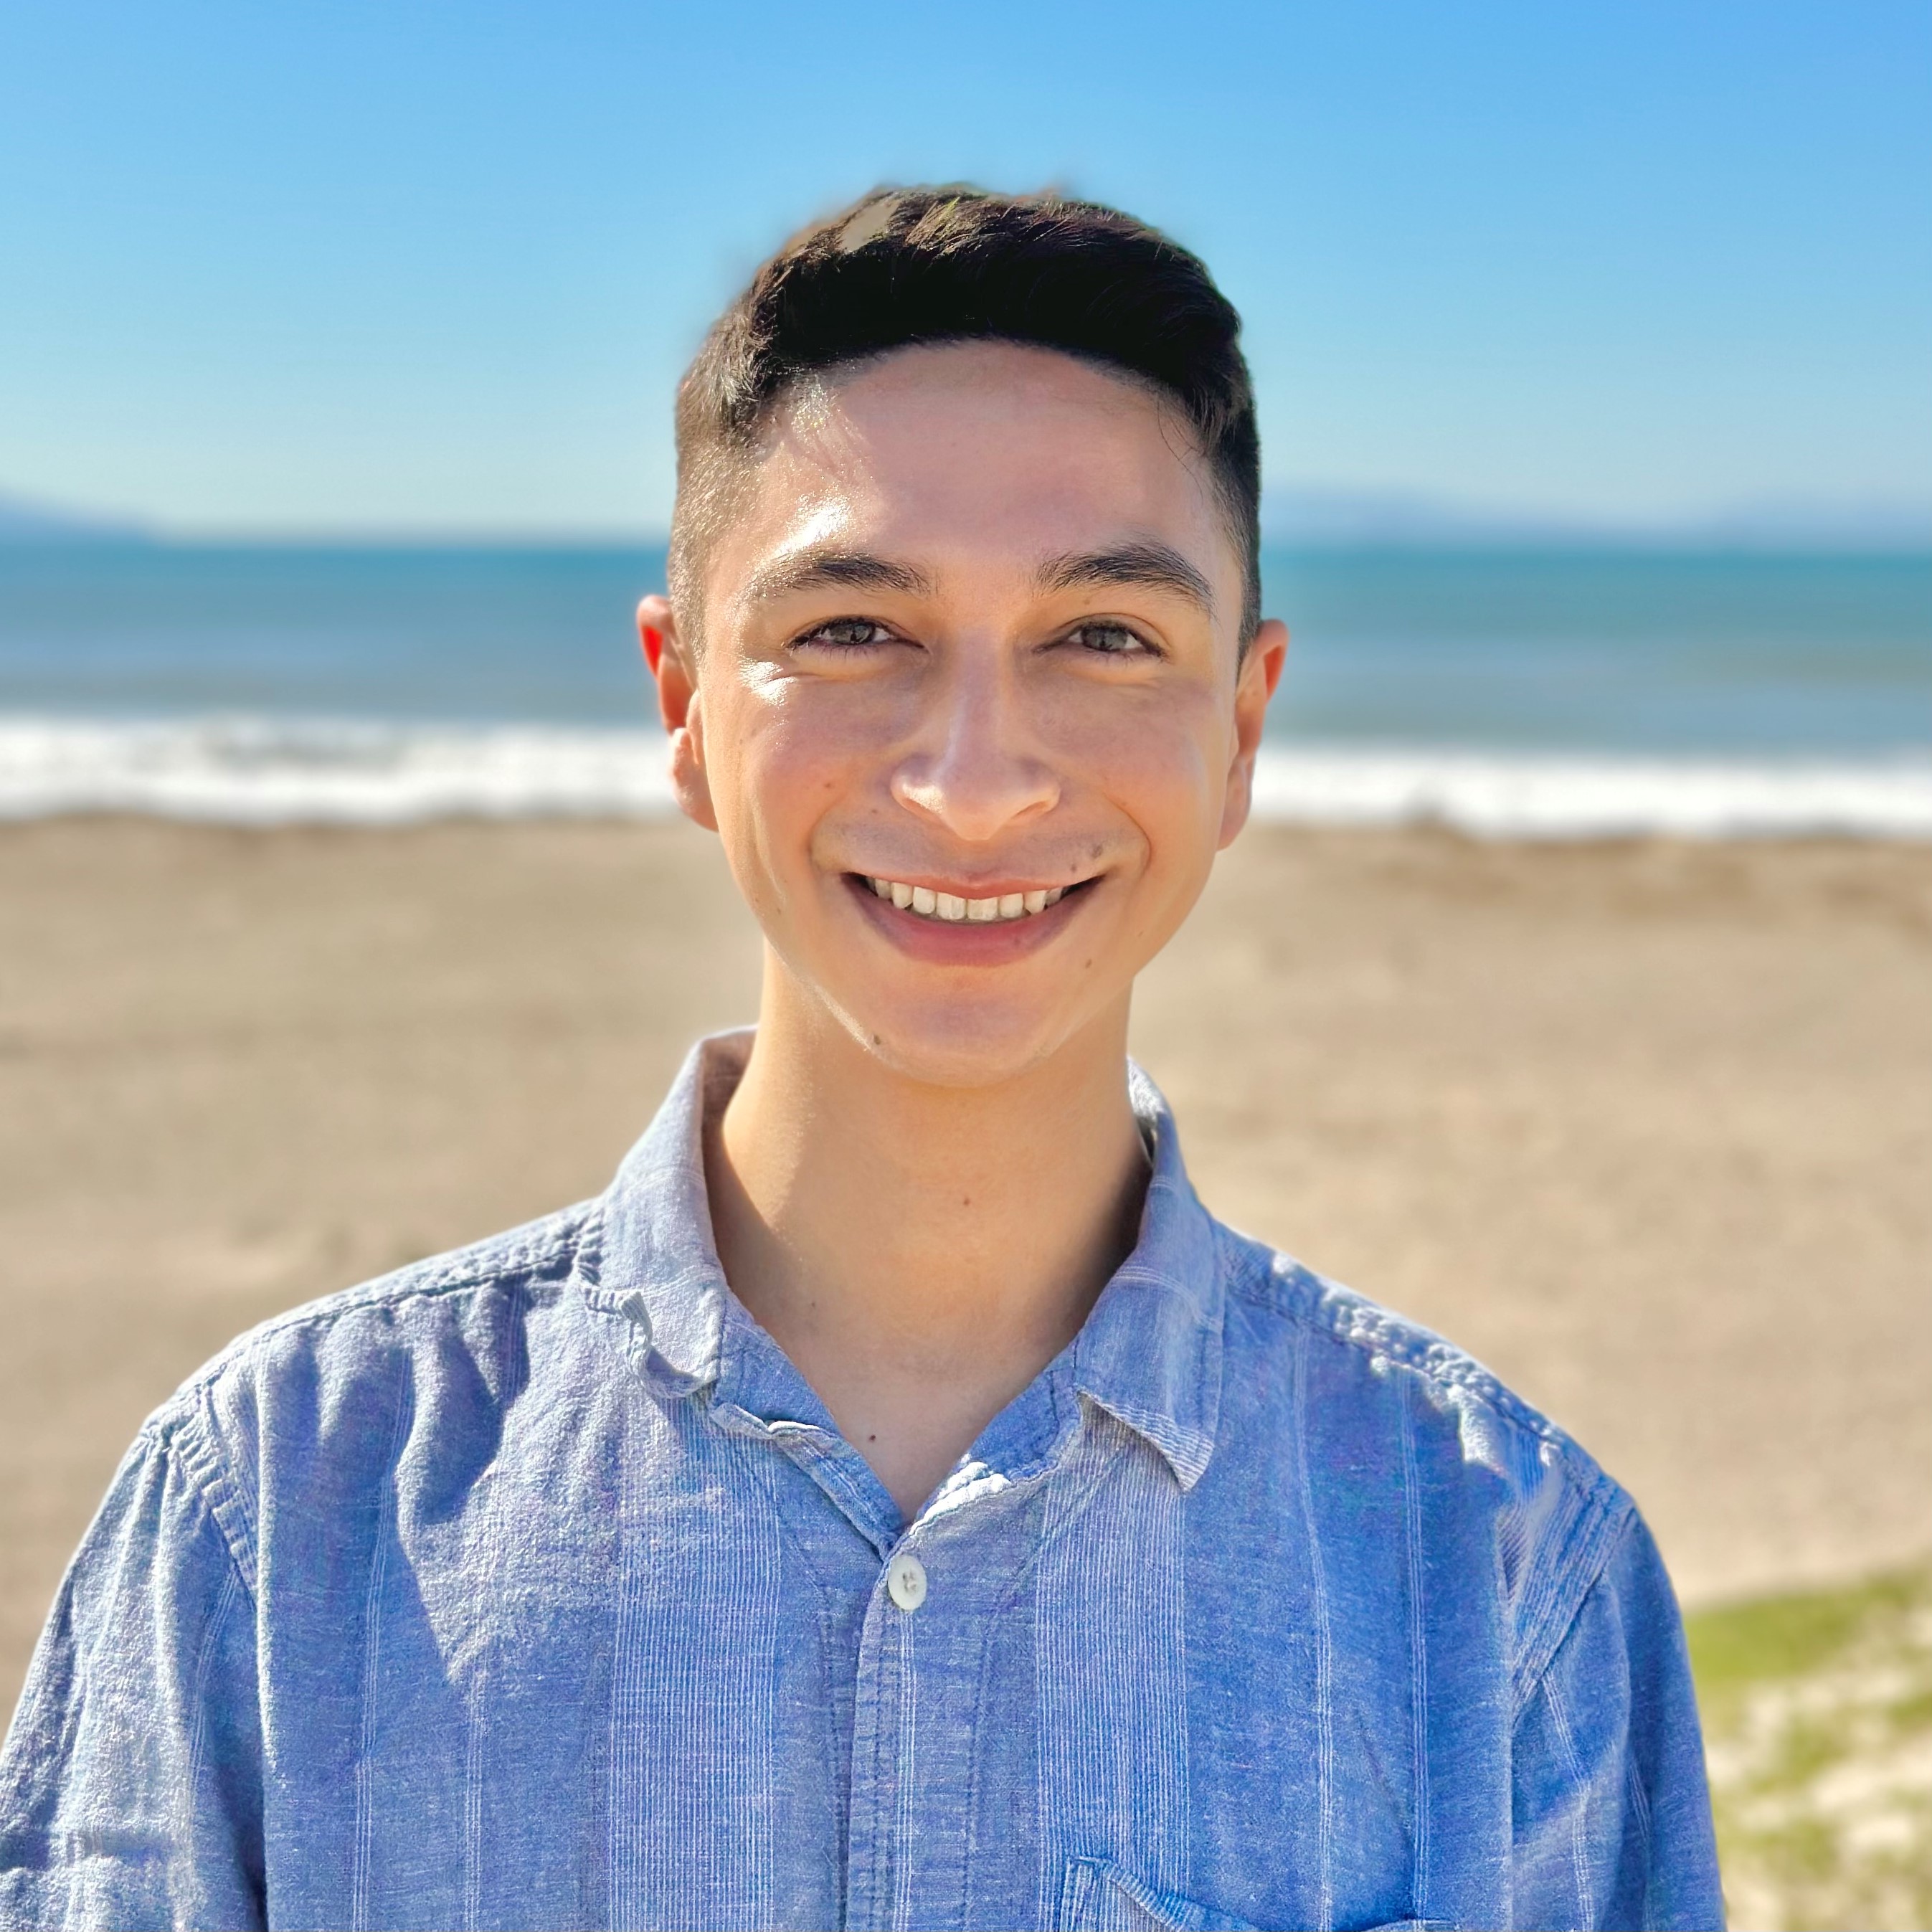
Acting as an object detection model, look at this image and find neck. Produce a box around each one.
[706,955,1150,1523]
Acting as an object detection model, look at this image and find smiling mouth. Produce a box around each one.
[856,875,1089,924]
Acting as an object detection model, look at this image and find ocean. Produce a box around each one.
[2,543,1928,836]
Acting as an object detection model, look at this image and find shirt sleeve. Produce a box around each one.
[0,1413,265,1931]
[1510,1510,1725,1931]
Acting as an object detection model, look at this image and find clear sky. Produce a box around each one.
[2,0,1928,536]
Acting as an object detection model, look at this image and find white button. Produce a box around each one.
[886,1550,927,1612]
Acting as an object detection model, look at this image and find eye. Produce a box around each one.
[1065,620,1160,659]
[794,617,899,650]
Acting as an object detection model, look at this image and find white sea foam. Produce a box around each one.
[1,716,1929,839]
[0,718,679,826]
[1246,746,1932,840]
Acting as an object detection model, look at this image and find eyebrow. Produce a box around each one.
[735,538,1216,618]
[737,546,935,607]
[1034,542,1216,617]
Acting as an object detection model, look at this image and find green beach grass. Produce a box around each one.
[1688,1562,1932,1931]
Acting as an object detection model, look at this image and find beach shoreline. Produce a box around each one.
[2,815,1928,1718]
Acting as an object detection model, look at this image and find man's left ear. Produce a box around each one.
[637,593,718,833]
[1218,617,1288,850]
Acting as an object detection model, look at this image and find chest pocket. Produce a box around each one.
[1057,1856,1450,1932]
[1057,1859,1258,1931]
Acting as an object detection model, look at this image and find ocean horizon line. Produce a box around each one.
[7,481,1931,557]
[6,531,1932,562]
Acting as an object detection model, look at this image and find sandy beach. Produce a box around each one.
[2,816,1928,1719]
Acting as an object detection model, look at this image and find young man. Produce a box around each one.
[0,189,1722,1931]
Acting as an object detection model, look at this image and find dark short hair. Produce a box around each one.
[670,184,1261,644]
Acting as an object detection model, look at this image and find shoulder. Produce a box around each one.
[158,1197,601,1421]
[1211,1221,1640,1700]
[133,1200,609,1578]
[1218,1222,1606,1477]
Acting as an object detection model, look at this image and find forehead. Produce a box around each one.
[708,341,1236,600]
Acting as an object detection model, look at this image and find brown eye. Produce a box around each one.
[1070,622,1156,658]
[798,618,896,649]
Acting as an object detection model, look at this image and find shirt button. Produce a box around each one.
[886,1550,927,1612]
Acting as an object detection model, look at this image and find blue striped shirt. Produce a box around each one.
[0,1032,1722,1930]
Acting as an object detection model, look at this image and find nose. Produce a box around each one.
[889,650,1060,843]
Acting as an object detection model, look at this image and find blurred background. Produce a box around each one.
[2,4,1929,1924]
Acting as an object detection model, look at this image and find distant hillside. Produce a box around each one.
[0,491,151,544]
[1,483,1925,551]
[1260,487,1932,549]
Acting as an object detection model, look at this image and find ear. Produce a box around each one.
[637,593,718,833]
[1217,617,1288,850]
[636,594,685,722]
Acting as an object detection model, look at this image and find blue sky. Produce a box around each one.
[1,0,1928,536]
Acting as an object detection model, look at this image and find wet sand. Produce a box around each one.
[2,818,1928,1718]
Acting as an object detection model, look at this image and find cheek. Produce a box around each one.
[704,683,877,893]
[1052,687,1230,861]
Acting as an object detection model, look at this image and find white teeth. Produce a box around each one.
[864,876,1082,924]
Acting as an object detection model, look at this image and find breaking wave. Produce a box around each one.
[2,716,1929,840]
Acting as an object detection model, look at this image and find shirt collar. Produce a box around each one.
[1069,1060,1224,1488]
[589,1029,1226,1490]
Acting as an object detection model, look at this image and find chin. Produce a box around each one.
[830,988,1101,1091]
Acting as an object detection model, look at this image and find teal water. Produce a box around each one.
[0,543,1927,755]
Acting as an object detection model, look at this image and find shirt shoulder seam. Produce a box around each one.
[154,1198,598,1417]
[138,1393,262,1605]
[1512,1505,1641,1718]
[126,1198,601,1599]
[1220,1225,1614,1495]
[1217,1223,1637,1698]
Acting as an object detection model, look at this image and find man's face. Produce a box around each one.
[645,340,1285,1086]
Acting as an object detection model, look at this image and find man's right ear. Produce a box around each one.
[637,594,718,833]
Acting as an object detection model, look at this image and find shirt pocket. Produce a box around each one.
[1056,1857,1449,1932]
[1056,1857,1256,1931]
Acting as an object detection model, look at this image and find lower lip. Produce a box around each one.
[843,876,1092,964]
